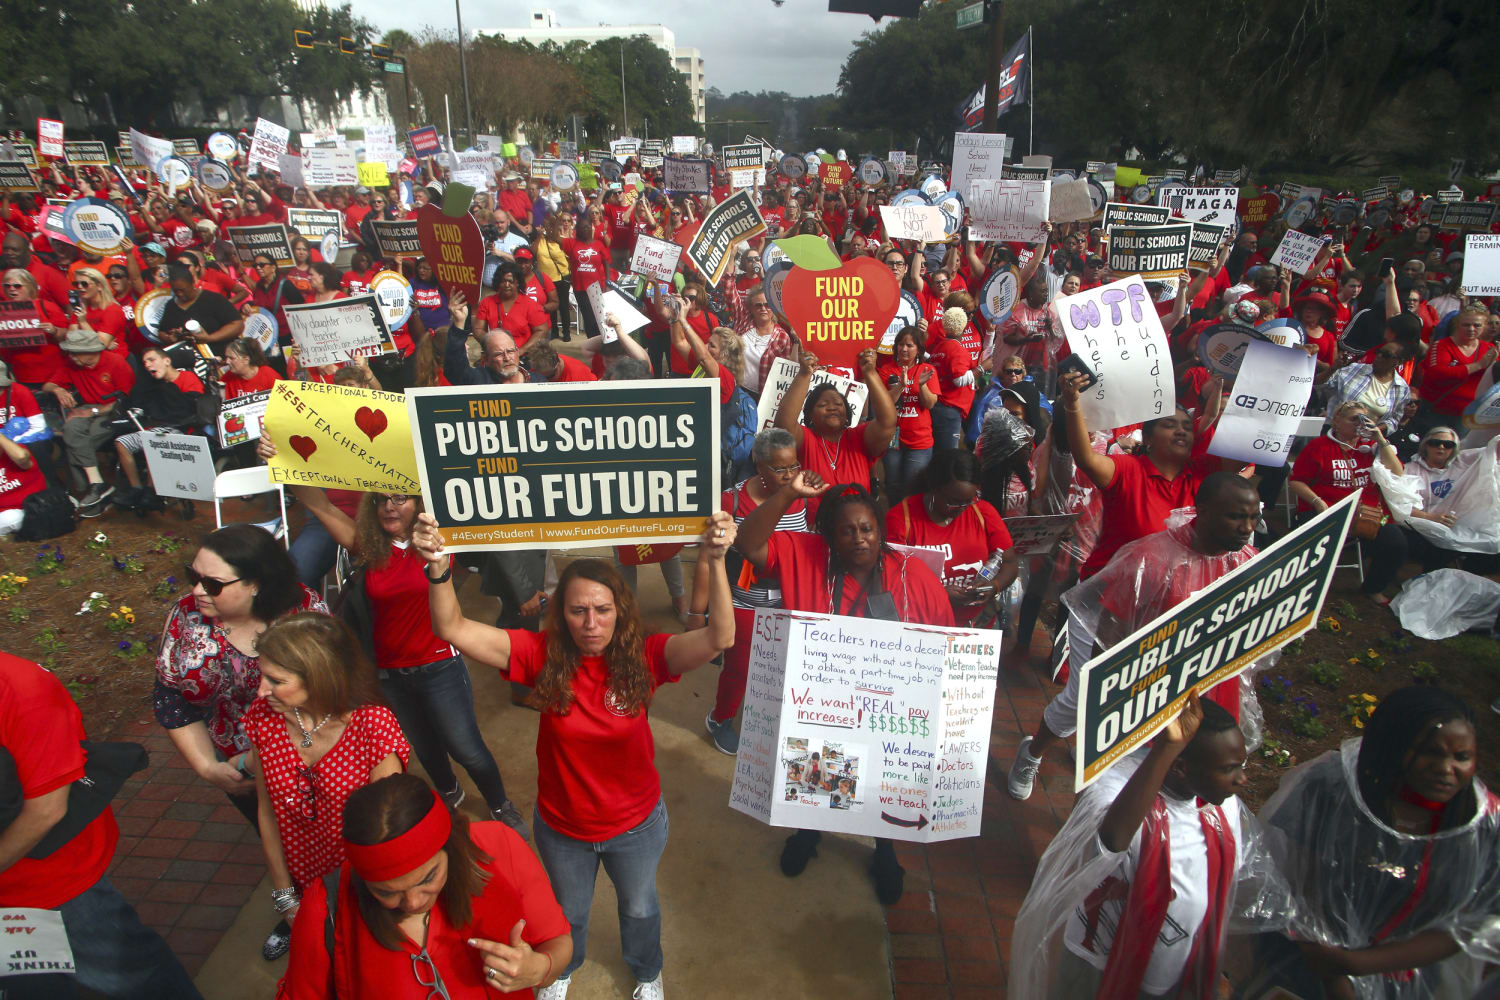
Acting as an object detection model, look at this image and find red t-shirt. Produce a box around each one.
[222,365,280,400]
[603,203,633,248]
[0,653,119,908]
[504,630,675,841]
[764,532,956,626]
[2,298,67,384]
[1083,444,1218,579]
[198,269,242,302]
[0,383,42,425]
[552,353,598,383]
[475,294,548,350]
[26,259,69,311]
[668,310,720,377]
[559,238,610,293]
[885,496,1012,590]
[364,542,456,669]
[341,267,381,297]
[81,303,131,358]
[56,350,136,404]
[523,273,555,309]
[927,339,975,415]
[877,361,936,448]
[1421,338,1495,416]
[0,445,43,512]
[1291,434,1381,512]
[799,424,884,523]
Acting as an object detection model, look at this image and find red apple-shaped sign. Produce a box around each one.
[780,255,901,370]
[415,202,484,308]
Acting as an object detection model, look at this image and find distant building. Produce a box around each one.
[478,10,707,126]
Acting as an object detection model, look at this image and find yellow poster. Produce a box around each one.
[358,161,389,188]
[1114,166,1144,188]
[263,380,420,493]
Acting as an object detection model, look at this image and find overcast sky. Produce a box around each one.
[349,0,877,97]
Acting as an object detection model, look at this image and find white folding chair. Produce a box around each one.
[212,465,289,548]
[1334,537,1366,583]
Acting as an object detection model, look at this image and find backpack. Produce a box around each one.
[722,386,758,481]
[15,488,77,541]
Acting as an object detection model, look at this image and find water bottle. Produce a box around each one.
[975,549,1005,584]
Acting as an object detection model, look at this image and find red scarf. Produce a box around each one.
[1083,795,1236,999]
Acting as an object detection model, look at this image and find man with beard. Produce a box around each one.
[442,292,524,386]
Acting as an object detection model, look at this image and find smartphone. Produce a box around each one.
[68,289,81,313]
[1379,257,1395,279]
[1057,353,1099,391]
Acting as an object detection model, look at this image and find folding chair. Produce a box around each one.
[212,465,288,547]
[1334,537,1365,584]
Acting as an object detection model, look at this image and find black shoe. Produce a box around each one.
[870,845,905,905]
[261,918,291,961]
[779,829,821,877]
[78,483,113,518]
[109,485,142,509]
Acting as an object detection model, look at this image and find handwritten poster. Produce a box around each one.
[967,178,1050,243]
[1057,274,1174,430]
[263,380,420,493]
[950,132,1007,201]
[248,118,290,172]
[878,204,949,243]
[754,356,868,433]
[630,234,683,283]
[282,295,389,367]
[729,610,1001,843]
[1270,230,1330,277]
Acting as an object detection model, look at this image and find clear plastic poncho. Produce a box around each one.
[1009,750,1295,1000]
[1253,740,1500,999]
[1371,437,1500,554]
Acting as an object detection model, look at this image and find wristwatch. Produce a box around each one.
[91,406,99,415]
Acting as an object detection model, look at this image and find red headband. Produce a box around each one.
[345,790,452,883]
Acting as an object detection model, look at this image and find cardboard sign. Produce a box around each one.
[663,156,712,194]
[729,609,1001,842]
[1207,340,1314,467]
[1002,513,1082,556]
[754,356,869,433]
[285,208,343,242]
[61,198,133,256]
[1101,202,1169,232]
[1187,220,1226,269]
[0,301,47,348]
[1461,234,1500,296]
[0,162,38,193]
[1105,223,1191,280]
[629,234,683,283]
[415,200,484,307]
[217,390,270,448]
[357,161,389,188]
[248,118,290,172]
[276,153,304,188]
[407,381,720,552]
[408,126,442,158]
[142,432,217,500]
[1438,202,1498,232]
[1057,274,1173,430]
[62,141,109,166]
[1238,192,1280,229]
[364,123,399,169]
[878,204,949,242]
[968,178,1050,243]
[36,119,63,158]
[282,294,390,367]
[227,223,293,266]
[1270,229,1330,276]
[686,191,766,286]
[371,218,424,260]
[585,284,651,339]
[1158,186,1239,230]
[781,256,901,370]
[1076,494,1358,789]
[0,908,75,975]
[1047,179,1095,223]
[264,380,420,493]
[950,132,1007,200]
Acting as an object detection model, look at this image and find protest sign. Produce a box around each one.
[1104,223,1191,279]
[529,156,557,180]
[878,204,949,242]
[1187,220,1226,268]
[62,141,108,166]
[407,381,720,552]
[1,141,37,169]
[629,234,683,283]
[285,208,343,243]
[129,128,174,177]
[364,122,398,168]
[1196,322,1267,378]
[1238,192,1280,229]
[415,199,484,307]
[216,390,270,448]
[1158,186,1239,229]
[967,178,1049,243]
[1279,181,1305,202]
[172,138,201,158]
[1461,234,1500,296]
[1438,202,1499,232]
[729,609,1000,842]
[722,143,765,170]
[36,119,63,158]
[1101,201,1169,232]
[248,118,290,172]
[978,269,1018,324]
[1075,493,1358,789]
[61,198,133,256]
[283,295,389,367]
[1047,179,1095,223]
[228,223,292,267]
[610,137,641,160]
[578,164,599,190]
[671,135,696,154]
[408,126,442,158]
[585,284,651,339]
[663,156,711,194]
[452,149,492,190]
[142,432,216,501]
[306,148,357,186]
[1270,230,1330,276]
[275,153,304,188]
[1057,274,1173,430]
[755,356,869,432]
[820,162,852,188]
[357,161,388,188]
[1360,185,1388,204]
[0,301,46,348]
[264,380,420,493]
[781,256,901,370]
[369,270,413,332]
[195,158,233,193]
[0,162,38,193]
[1002,513,1082,556]
[686,191,766,286]
[1207,340,1315,466]
[730,168,763,191]
[0,908,75,976]
[113,145,142,168]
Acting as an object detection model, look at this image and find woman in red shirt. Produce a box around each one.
[1,268,67,391]
[310,262,346,303]
[222,338,281,398]
[474,264,548,350]
[559,219,610,340]
[665,283,720,377]
[412,511,736,1000]
[1421,305,1496,418]
[0,416,44,534]
[68,267,131,358]
[1290,401,1407,602]
[876,326,937,503]
[285,237,317,294]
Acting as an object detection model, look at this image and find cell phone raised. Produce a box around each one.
[1057,353,1100,392]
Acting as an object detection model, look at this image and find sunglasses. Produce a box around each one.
[71,281,92,289]
[108,271,128,279]
[183,564,242,596]
[1426,440,1457,450]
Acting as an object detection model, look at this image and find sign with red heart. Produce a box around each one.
[262,380,421,493]
[779,256,902,370]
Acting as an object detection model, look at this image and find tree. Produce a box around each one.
[401,31,578,143]
[704,89,841,151]
[545,36,699,142]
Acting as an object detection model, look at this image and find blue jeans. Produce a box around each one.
[0,876,204,999]
[378,655,510,811]
[885,446,933,504]
[289,516,338,591]
[533,798,669,982]
[931,403,964,451]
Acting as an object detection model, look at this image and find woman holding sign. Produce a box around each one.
[411,511,738,1000]
[735,473,953,904]
[876,326,938,503]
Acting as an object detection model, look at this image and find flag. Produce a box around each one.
[954,32,1031,132]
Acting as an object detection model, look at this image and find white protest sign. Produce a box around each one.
[755,356,867,432]
[671,135,697,154]
[586,284,651,339]
[1057,274,1174,430]
[1207,340,1315,467]
[128,128,174,179]
[36,119,64,158]
[248,118,290,172]
[0,908,75,975]
[1462,234,1500,296]
[1270,230,1330,276]
[878,204,948,242]
[283,295,388,367]
[1158,186,1239,229]
[275,153,304,188]
[629,234,683,283]
[967,178,1050,243]
[950,132,1007,201]
[217,390,270,448]
[143,432,217,500]
[728,610,1000,843]
[730,168,763,190]
[364,122,399,170]
[304,147,358,186]
[1002,513,1083,556]
[1047,179,1095,223]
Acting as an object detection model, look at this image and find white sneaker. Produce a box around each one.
[536,976,571,1000]
[632,972,664,1000]
[1007,736,1042,800]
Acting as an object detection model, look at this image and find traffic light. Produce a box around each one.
[293,29,314,49]
[370,43,393,60]
[339,36,358,55]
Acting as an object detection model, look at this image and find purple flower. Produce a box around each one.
[166,576,177,584]
[117,640,131,650]
[53,552,64,563]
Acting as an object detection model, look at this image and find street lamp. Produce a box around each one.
[620,40,629,135]
[455,0,475,144]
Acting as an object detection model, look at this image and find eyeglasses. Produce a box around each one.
[764,463,802,476]
[376,493,411,506]
[183,564,242,596]
[410,947,451,1000]
[108,271,128,279]
[884,259,906,269]
[257,261,275,269]
[1002,368,1026,377]
[2,283,24,289]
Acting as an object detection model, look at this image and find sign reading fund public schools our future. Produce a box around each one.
[407,382,721,552]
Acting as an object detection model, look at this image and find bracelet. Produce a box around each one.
[271,887,301,913]
[426,559,453,585]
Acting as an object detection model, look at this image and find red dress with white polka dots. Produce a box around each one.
[244,699,410,889]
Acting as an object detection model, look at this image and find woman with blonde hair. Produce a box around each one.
[68,265,131,357]
[535,215,573,342]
